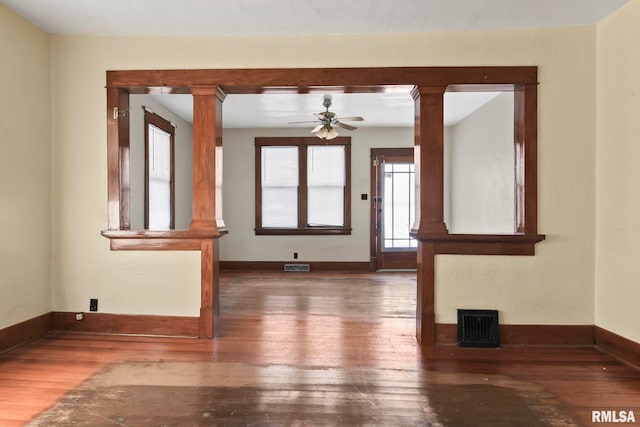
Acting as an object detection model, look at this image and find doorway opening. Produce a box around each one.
[371,148,417,270]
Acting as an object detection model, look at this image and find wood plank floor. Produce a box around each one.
[1,272,639,426]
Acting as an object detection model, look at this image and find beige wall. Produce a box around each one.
[595,1,640,343]
[447,93,515,233]
[221,127,413,262]
[53,27,595,324]
[0,5,52,329]
[49,26,597,325]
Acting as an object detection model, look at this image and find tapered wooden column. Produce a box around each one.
[410,85,448,346]
[410,85,448,237]
[190,86,226,232]
[190,85,226,339]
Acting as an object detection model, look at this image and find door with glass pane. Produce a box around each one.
[371,148,417,270]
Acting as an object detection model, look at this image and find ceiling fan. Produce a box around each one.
[289,96,364,140]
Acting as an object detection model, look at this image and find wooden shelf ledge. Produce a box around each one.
[410,233,546,256]
[101,229,228,251]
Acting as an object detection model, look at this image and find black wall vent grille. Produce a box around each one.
[457,309,500,348]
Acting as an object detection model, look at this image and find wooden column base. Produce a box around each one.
[416,242,436,345]
[199,239,220,339]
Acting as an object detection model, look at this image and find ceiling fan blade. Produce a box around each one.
[311,124,324,133]
[335,121,357,131]
[336,116,364,122]
[288,120,321,124]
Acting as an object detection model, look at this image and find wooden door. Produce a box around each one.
[371,148,417,270]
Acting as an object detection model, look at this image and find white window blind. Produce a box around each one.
[148,124,171,230]
[261,146,299,227]
[307,145,345,226]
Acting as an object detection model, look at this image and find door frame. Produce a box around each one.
[370,147,417,270]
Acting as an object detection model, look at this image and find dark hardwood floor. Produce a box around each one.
[1,273,639,426]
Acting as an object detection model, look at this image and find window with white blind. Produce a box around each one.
[255,137,351,235]
[144,110,175,230]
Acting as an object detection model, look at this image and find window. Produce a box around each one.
[144,110,175,230]
[383,162,417,249]
[255,137,351,235]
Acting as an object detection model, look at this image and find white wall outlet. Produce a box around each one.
[75,312,84,321]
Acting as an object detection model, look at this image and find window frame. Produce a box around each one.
[255,137,352,235]
[144,109,175,230]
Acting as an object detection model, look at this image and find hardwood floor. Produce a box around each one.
[1,272,639,426]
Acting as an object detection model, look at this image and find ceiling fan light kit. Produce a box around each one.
[290,96,364,140]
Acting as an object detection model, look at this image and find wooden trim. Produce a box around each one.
[101,229,227,239]
[102,229,228,250]
[110,238,202,250]
[427,233,545,255]
[436,324,595,346]
[514,84,538,234]
[595,326,640,369]
[52,312,198,338]
[254,227,351,236]
[106,67,539,90]
[107,88,128,230]
[220,261,375,273]
[0,313,52,353]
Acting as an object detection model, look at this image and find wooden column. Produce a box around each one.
[200,239,220,338]
[514,83,538,235]
[410,85,448,345]
[106,87,131,230]
[416,242,436,345]
[190,85,226,339]
[190,85,226,232]
[410,85,449,236]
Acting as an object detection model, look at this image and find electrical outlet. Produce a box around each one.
[75,312,84,321]
[293,252,298,259]
[89,298,98,312]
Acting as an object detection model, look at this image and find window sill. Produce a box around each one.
[409,233,546,256]
[255,227,352,236]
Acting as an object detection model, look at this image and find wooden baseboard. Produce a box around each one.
[595,326,640,369]
[436,323,595,346]
[220,261,374,273]
[0,312,52,353]
[52,312,199,338]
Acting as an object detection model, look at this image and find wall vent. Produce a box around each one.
[457,309,500,348]
[284,263,310,272]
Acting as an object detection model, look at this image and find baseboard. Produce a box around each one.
[220,261,374,273]
[436,323,595,346]
[52,312,199,338]
[0,312,53,353]
[595,326,640,369]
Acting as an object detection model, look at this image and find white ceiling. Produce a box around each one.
[4,0,626,128]
[1,0,628,36]
[146,92,503,128]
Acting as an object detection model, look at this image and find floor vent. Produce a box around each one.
[457,309,500,348]
[283,264,310,272]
